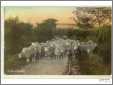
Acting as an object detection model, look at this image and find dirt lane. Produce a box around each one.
[19,57,68,75]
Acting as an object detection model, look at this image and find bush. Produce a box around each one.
[95,26,111,64]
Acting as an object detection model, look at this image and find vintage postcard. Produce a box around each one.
[1,1,112,84]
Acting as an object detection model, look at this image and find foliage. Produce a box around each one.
[73,7,111,29]
[34,18,57,42]
[95,26,111,64]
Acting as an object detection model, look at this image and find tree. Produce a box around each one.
[5,17,21,54]
[73,7,95,29]
[5,17,33,55]
[73,7,112,28]
[86,7,112,27]
[35,18,57,42]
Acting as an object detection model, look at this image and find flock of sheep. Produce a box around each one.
[18,37,97,63]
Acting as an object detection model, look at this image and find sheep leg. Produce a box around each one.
[26,58,30,63]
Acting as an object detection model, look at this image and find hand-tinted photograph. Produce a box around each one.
[4,6,111,75]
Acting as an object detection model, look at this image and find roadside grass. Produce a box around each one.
[4,54,27,74]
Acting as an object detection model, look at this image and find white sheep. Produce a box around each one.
[79,40,97,53]
[18,47,32,63]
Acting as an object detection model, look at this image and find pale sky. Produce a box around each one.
[5,6,76,25]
